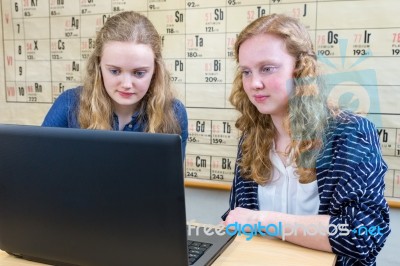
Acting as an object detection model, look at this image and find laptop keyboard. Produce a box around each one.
[187,240,213,265]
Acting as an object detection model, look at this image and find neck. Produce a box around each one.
[113,103,136,118]
[271,114,291,152]
[271,115,289,138]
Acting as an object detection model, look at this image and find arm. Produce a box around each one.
[321,116,390,263]
[224,208,332,252]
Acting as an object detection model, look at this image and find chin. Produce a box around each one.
[114,99,138,107]
[255,106,272,115]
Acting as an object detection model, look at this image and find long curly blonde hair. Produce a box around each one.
[230,14,334,184]
[78,11,180,134]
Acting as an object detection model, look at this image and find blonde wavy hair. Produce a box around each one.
[78,11,181,134]
[230,13,334,184]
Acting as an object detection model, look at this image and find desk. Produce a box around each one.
[213,234,336,266]
[0,235,336,266]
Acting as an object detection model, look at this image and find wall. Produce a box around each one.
[1,0,400,196]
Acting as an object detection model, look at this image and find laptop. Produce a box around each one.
[0,124,235,266]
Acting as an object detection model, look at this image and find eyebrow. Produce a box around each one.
[238,60,279,70]
[104,64,152,70]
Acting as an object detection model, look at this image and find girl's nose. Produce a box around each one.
[121,74,133,89]
[251,74,264,90]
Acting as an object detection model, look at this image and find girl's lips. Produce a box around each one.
[254,95,268,103]
[118,91,134,98]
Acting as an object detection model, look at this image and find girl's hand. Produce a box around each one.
[224,207,267,228]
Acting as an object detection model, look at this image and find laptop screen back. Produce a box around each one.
[0,124,188,266]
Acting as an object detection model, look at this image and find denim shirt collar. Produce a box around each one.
[112,111,146,131]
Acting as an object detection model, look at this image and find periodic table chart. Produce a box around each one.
[0,0,399,203]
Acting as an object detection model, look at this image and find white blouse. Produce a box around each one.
[258,148,320,215]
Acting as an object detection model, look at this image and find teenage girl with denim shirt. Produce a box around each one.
[42,11,188,156]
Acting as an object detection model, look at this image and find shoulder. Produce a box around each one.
[64,86,82,98]
[56,86,82,104]
[319,111,382,167]
[172,98,186,111]
[171,99,188,118]
[332,111,376,133]
[327,111,379,145]
[42,87,82,127]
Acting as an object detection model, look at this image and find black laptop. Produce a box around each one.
[0,124,235,266]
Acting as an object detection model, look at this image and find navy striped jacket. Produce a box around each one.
[222,112,390,266]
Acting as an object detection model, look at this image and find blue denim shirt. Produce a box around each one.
[42,87,188,157]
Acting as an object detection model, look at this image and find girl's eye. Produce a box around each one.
[262,66,276,73]
[134,71,146,78]
[241,70,251,77]
[110,69,120,75]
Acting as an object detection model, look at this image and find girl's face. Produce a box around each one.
[238,33,296,119]
[100,41,155,114]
